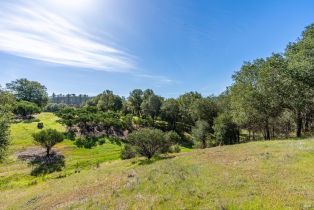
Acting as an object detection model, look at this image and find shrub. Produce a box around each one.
[169,144,181,153]
[128,128,172,159]
[120,144,136,159]
[75,136,98,149]
[164,131,181,143]
[66,130,76,140]
[37,122,44,129]
[154,120,169,131]
[44,103,68,113]
[98,138,106,145]
[13,100,41,119]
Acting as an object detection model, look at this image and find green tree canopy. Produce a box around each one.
[32,129,64,156]
[13,100,41,119]
[6,78,48,107]
[128,89,143,116]
[0,88,15,161]
[127,128,170,159]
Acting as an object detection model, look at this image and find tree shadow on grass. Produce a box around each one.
[138,155,176,165]
[28,153,65,176]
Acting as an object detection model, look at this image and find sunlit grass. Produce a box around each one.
[1,113,313,209]
[0,113,123,190]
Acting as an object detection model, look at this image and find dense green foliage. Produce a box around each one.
[44,103,68,112]
[13,100,41,119]
[228,25,314,139]
[6,78,48,107]
[120,144,136,159]
[213,113,240,145]
[0,88,15,160]
[192,120,211,148]
[127,128,173,159]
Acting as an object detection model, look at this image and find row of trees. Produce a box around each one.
[227,24,314,139]
[50,93,90,106]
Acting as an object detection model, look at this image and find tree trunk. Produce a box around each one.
[304,113,309,132]
[296,110,302,138]
[46,147,50,156]
[265,120,270,140]
[202,139,207,149]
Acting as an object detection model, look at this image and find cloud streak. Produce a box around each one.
[0,2,135,72]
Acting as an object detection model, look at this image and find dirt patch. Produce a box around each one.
[16,147,61,162]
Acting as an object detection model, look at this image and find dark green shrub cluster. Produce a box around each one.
[75,137,98,149]
[13,100,41,119]
[123,128,180,159]
[120,144,136,159]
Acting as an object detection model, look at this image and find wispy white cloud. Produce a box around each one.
[0,1,135,72]
[135,73,175,84]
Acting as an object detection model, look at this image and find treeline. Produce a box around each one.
[228,24,314,139]
[50,93,90,106]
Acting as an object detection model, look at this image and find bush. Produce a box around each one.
[154,120,169,131]
[169,144,181,153]
[120,144,136,159]
[75,137,98,149]
[13,101,41,119]
[44,103,68,113]
[66,130,76,140]
[128,128,172,159]
[164,131,181,143]
[37,122,44,129]
[98,138,106,145]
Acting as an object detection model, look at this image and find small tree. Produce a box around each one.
[13,100,41,119]
[192,120,211,149]
[214,113,240,145]
[127,128,170,159]
[32,129,64,156]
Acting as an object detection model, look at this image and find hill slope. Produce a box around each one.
[0,113,123,192]
[1,134,314,209]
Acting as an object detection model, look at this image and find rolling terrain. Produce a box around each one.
[0,113,313,209]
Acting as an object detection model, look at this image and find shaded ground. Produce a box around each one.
[16,147,65,176]
[16,147,59,162]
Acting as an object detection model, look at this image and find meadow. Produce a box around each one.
[0,113,313,209]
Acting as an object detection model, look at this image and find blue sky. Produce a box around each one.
[0,0,313,97]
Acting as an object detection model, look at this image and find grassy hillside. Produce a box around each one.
[0,113,123,190]
[1,113,314,209]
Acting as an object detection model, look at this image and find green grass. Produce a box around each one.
[1,113,314,209]
[0,113,123,190]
